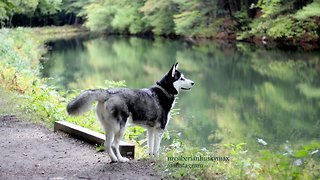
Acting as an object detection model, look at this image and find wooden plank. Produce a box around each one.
[54,121,135,159]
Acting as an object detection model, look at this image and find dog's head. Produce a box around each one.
[157,62,194,95]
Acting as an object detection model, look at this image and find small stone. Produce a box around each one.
[294,159,302,166]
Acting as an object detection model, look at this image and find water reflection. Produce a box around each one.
[42,36,320,148]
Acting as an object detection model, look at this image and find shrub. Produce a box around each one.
[295,0,320,19]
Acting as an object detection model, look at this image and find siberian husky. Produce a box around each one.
[67,63,194,162]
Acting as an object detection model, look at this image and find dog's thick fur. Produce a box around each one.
[67,63,194,162]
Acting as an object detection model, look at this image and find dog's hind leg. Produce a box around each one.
[96,102,118,162]
[104,127,118,162]
[154,128,164,157]
[147,127,155,156]
[113,126,129,162]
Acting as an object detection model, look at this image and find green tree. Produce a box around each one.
[140,0,177,35]
[111,0,148,34]
[256,0,281,17]
[83,0,116,32]
[84,0,148,34]
[174,0,218,37]
[0,0,62,27]
[61,0,90,25]
[0,0,38,26]
[37,0,61,15]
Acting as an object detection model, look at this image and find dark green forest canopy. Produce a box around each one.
[1,0,319,41]
[0,0,88,26]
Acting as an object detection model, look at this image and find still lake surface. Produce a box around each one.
[42,36,320,149]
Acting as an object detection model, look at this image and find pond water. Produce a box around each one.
[42,36,320,149]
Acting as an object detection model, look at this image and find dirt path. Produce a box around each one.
[0,115,161,180]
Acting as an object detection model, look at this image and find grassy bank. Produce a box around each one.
[0,27,47,123]
[0,26,88,125]
[0,26,319,179]
[158,140,320,179]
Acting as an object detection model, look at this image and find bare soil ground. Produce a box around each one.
[0,115,161,180]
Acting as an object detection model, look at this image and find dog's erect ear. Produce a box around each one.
[175,62,179,70]
[170,62,179,77]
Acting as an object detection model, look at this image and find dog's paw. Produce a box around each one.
[118,157,130,163]
[109,157,119,163]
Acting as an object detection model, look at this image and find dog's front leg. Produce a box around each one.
[147,127,155,156]
[153,128,164,157]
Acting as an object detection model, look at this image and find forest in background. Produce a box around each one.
[1,0,319,44]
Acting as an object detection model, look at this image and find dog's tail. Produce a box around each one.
[67,89,108,116]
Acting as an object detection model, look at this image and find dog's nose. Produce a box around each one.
[191,82,195,86]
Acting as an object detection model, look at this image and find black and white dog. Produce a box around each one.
[67,63,194,162]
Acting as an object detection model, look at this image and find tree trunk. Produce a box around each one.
[29,17,32,27]
[68,13,73,25]
[225,0,242,29]
[225,0,233,17]
[74,16,79,25]
[9,14,13,27]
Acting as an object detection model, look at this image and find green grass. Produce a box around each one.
[157,140,320,179]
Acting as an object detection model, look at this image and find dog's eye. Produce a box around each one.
[180,77,185,81]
